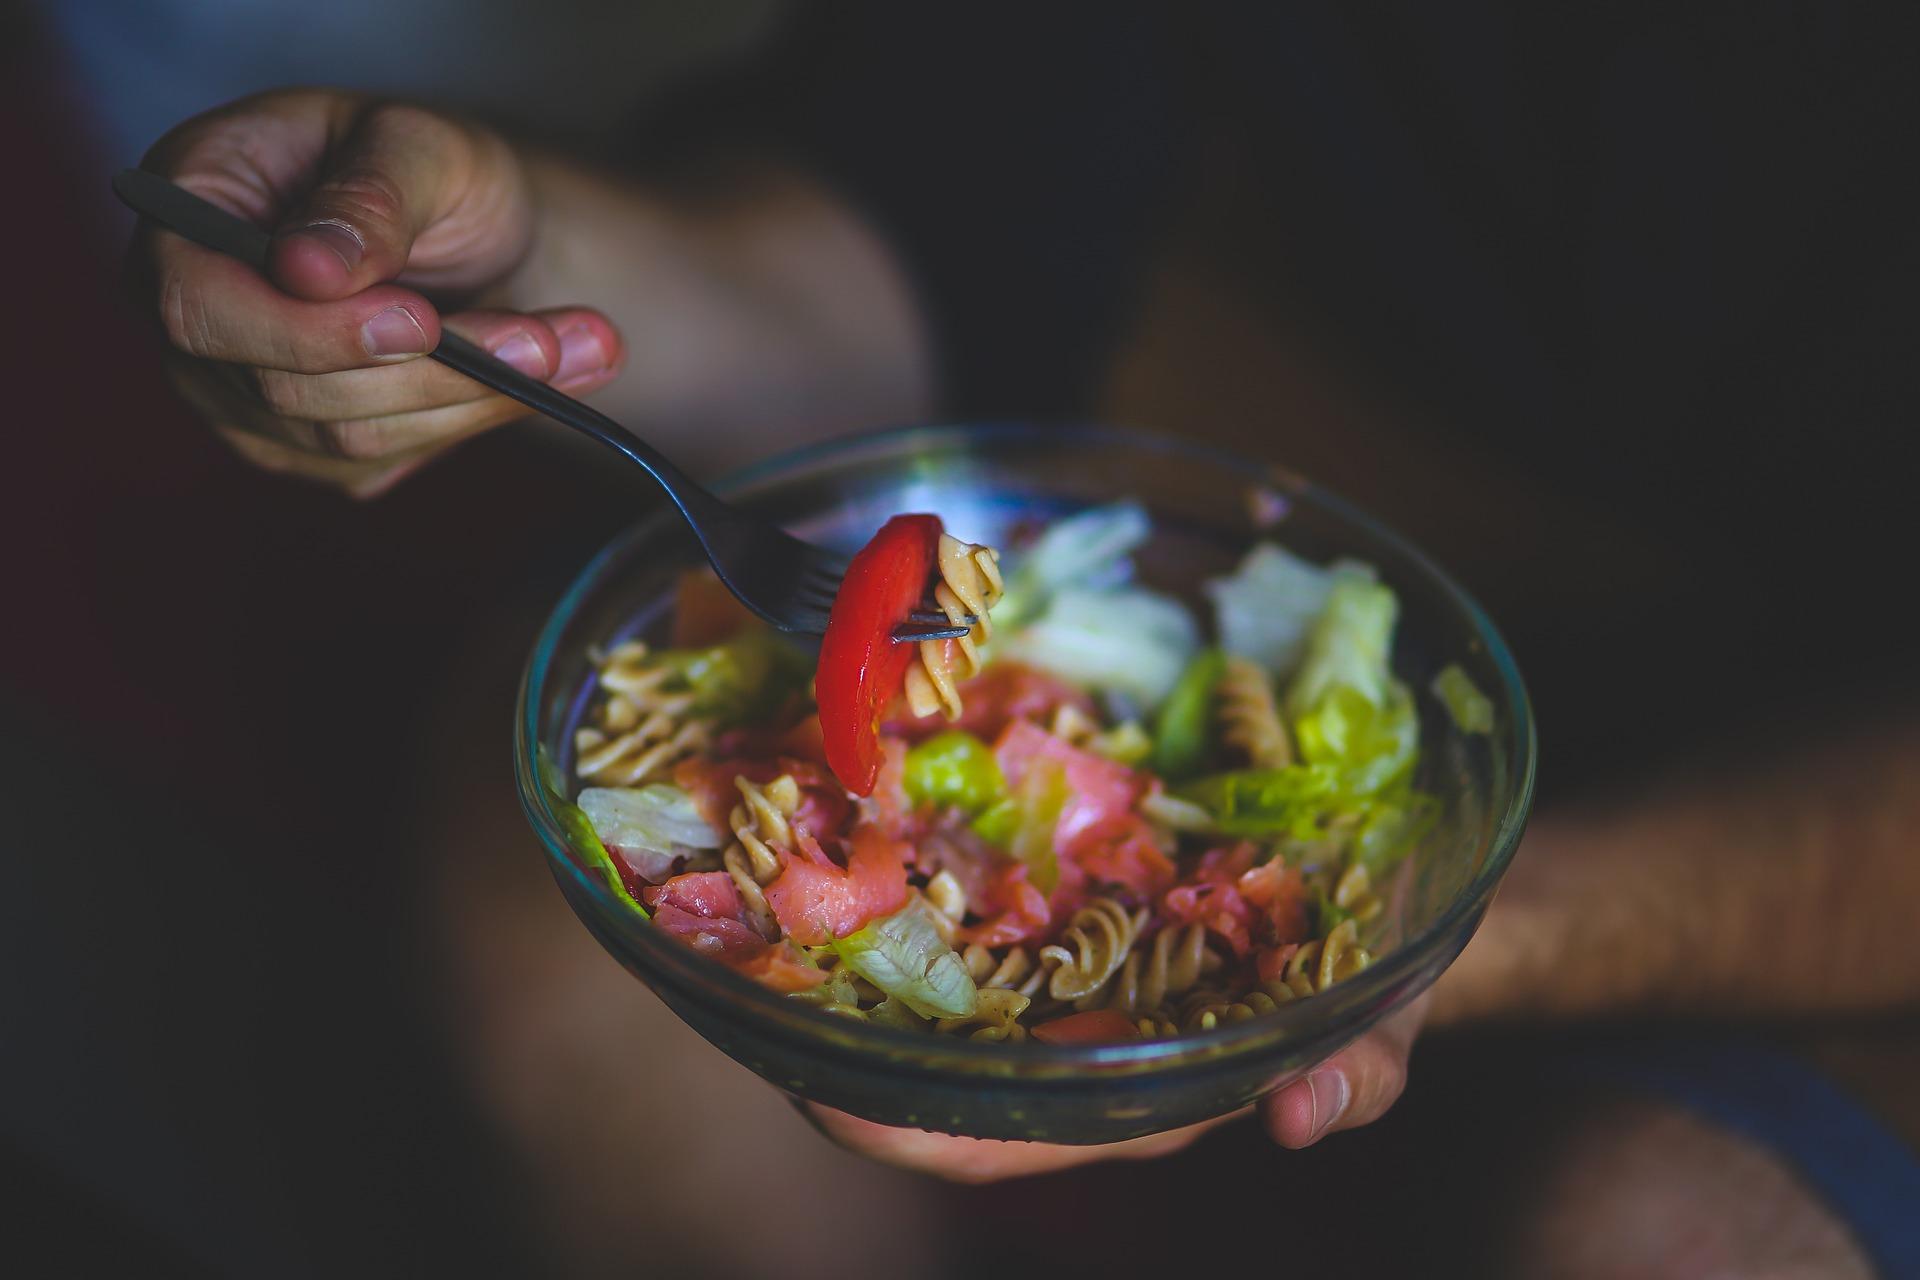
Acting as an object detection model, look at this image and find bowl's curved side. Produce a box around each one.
[514,421,1536,1142]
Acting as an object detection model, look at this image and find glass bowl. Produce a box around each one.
[515,423,1534,1144]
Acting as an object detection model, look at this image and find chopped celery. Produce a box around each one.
[903,730,1006,813]
[832,899,978,1019]
[554,797,650,919]
[1152,648,1226,780]
[1431,663,1495,735]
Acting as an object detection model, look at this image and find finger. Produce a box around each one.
[269,102,528,301]
[244,307,620,421]
[1261,992,1430,1149]
[801,1102,1248,1185]
[151,234,440,372]
[142,88,359,226]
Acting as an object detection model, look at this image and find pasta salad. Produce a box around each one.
[560,504,1456,1045]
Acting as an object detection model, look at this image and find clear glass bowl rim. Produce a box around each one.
[514,421,1537,1073]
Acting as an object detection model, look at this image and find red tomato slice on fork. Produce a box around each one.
[817,513,943,795]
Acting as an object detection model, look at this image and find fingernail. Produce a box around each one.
[1305,1067,1350,1143]
[491,331,549,377]
[288,221,364,273]
[362,306,429,359]
[554,323,609,383]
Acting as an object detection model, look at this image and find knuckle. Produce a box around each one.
[251,368,311,418]
[320,418,393,462]
[314,169,407,235]
[157,267,218,359]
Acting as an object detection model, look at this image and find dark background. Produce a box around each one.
[4,3,1917,1275]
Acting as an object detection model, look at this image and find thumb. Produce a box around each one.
[268,103,527,302]
[1262,992,1429,1149]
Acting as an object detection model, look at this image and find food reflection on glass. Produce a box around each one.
[559,503,1484,1045]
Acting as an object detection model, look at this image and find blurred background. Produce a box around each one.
[4,2,1917,1275]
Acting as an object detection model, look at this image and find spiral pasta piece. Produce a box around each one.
[722,775,798,936]
[921,869,969,945]
[935,987,1030,1042]
[1040,898,1148,1002]
[576,641,715,784]
[904,534,1004,720]
[1332,862,1384,925]
[962,943,1056,998]
[1217,655,1293,769]
[1088,922,1221,1015]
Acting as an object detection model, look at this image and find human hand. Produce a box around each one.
[801,994,1428,1183]
[135,90,625,496]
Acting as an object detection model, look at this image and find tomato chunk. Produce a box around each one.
[817,514,942,795]
[1031,1008,1141,1044]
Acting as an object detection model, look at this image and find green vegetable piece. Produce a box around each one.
[651,628,810,723]
[1431,663,1495,735]
[1152,648,1227,780]
[554,797,649,919]
[1007,760,1068,895]
[1312,885,1354,935]
[1176,765,1343,839]
[1293,681,1420,798]
[970,797,1020,846]
[1089,720,1152,766]
[1286,575,1399,718]
[1351,787,1442,875]
[903,730,1007,813]
[996,501,1152,630]
[833,900,978,1019]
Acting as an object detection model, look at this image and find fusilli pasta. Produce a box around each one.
[723,774,798,936]
[904,534,1004,720]
[1089,922,1221,1015]
[1040,897,1148,1002]
[962,943,1056,998]
[935,987,1030,1042]
[576,641,714,784]
[1217,655,1293,768]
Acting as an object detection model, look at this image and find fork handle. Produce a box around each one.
[111,168,731,527]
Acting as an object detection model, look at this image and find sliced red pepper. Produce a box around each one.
[816,513,942,795]
[1031,1008,1142,1045]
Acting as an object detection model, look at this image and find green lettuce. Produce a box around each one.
[972,757,1068,893]
[1152,648,1226,780]
[997,585,1199,712]
[1175,765,1343,839]
[650,629,810,723]
[1431,663,1495,735]
[1285,577,1418,798]
[996,501,1151,629]
[554,797,649,919]
[832,899,978,1019]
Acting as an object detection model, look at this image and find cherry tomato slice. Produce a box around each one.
[1030,1008,1142,1045]
[816,513,942,795]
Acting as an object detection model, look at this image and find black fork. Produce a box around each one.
[113,168,969,642]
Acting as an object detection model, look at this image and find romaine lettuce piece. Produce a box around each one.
[998,586,1199,711]
[971,757,1068,893]
[1431,663,1495,735]
[1284,575,1418,798]
[996,501,1151,629]
[903,730,1006,813]
[1205,543,1370,677]
[832,899,978,1019]
[1151,648,1226,780]
[554,797,650,918]
[1175,765,1342,839]
[578,784,723,882]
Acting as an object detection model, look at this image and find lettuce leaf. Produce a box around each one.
[832,899,978,1019]
[1151,648,1226,780]
[578,784,723,882]
[996,501,1151,629]
[1431,663,1495,735]
[1205,543,1371,677]
[1175,765,1343,839]
[998,585,1199,712]
[1285,575,1418,798]
[650,629,811,723]
[554,797,650,919]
